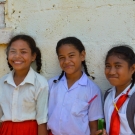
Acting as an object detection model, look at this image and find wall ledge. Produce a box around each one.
[0,1,5,4]
[0,0,6,2]
[0,28,13,44]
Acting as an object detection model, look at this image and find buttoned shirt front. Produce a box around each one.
[48,72,103,135]
[0,67,48,125]
[104,84,135,135]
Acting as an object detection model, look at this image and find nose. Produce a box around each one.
[109,67,116,75]
[13,52,21,57]
[64,57,70,64]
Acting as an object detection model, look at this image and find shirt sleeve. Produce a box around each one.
[88,85,104,121]
[0,105,3,122]
[36,85,49,125]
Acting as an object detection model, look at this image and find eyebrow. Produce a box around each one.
[10,48,28,51]
[105,62,122,65]
[58,52,75,57]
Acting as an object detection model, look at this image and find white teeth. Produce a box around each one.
[14,61,22,64]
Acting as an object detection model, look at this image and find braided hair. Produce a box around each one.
[53,37,94,83]
[6,34,42,73]
[105,45,135,89]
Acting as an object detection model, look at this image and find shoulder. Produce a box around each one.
[48,75,59,88]
[80,73,102,96]
[86,76,101,92]
[0,73,10,83]
[34,72,48,88]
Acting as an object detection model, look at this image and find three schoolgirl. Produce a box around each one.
[1,34,133,135]
[0,35,48,135]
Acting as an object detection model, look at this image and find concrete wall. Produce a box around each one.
[1,0,135,92]
[0,1,12,77]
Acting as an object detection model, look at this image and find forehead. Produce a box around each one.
[10,39,30,49]
[58,44,78,55]
[106,55,128,64]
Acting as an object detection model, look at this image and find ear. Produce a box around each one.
[80,50,86,61]
[32,53,37,62]
[131,64,135,74]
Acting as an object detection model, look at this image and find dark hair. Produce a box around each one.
[105,45,135,89]
[6,34,42,73]
[53,37,94,83]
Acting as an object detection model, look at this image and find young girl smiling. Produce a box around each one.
[48,37,103,135]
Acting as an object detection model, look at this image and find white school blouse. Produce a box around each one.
[104,84,135,135]
[0,67,48,125]
[48,72,103,135]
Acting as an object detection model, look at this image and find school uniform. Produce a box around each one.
[48,72,103,135]
[104,84,135,135]
[0,67,48,135]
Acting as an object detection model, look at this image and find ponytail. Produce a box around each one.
[53,71,64,83]
[35,47,42,73]
[7,57,13,71]
[82,60,95,80]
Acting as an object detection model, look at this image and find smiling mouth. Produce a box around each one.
[108,77,118,79]
[13,61,23,64]
[64,65,73,68]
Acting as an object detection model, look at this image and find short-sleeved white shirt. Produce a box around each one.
[104,84,135,135]
[48,72,103,135]
[0,67,48,125]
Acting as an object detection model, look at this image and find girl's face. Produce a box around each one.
[105,55,135,91]
[57,44,85,76]
[8,39,36,72]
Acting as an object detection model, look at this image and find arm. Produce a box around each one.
[36,85,49,134]
[94,129,108,135]
[38,123,48,135]
[89,120,98,135]
[0,105,3,128]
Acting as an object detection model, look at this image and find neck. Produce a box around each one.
[13,68,30,86]
[14,69,29,78]
[66,71,82,81]
[66,71,83,89]
[115,81,132,97]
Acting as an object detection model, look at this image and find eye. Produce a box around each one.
[69,55,74,57]
[21,51,27,54]
[9,50,16,54]
[105,64,111,68]
[58,57,64,60]
[115,65,121,68]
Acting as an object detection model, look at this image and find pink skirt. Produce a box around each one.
[0,120,38,135]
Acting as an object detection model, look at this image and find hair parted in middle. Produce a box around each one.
[53,37,95,83]
[6,34,42,73]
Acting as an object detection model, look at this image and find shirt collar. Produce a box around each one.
[109,83,132,97]
[61,71,88,86]
[4,67,35,86]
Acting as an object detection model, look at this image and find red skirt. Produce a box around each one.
[0,120,38,135]
[48,130,53,135]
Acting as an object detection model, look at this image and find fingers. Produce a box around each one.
[95,130,102,135]
[102,129,108,135]
[94,129,108,135]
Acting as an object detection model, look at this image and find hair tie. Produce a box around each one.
[53,80,59,83]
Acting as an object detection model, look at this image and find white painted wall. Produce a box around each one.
[1,0,135,92]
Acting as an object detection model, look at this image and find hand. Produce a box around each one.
[94,129,108,135]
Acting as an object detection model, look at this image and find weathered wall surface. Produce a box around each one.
[1,0,135,91]
[0,1,13,77]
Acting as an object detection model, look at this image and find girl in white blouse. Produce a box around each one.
[0,35,48,135]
